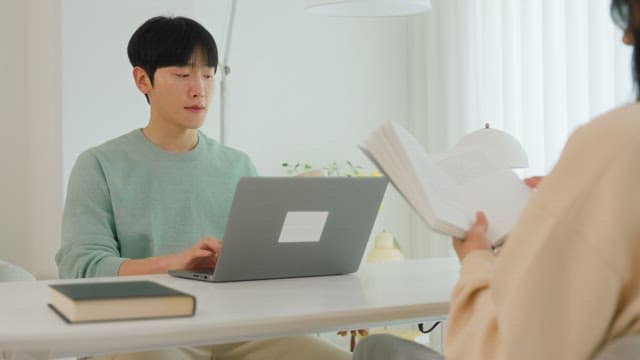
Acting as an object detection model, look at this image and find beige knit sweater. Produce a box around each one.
[445,103,640,360]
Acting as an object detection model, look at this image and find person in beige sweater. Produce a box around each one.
[354,0,640,359]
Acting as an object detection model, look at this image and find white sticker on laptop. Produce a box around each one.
[277,211,329,243]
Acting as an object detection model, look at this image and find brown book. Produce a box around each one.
[48,280,196,323]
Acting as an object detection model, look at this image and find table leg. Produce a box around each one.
[431,321,445,353]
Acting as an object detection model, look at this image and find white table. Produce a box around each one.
[0,258,459,359]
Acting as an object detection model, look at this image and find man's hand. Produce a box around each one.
[118,236,222,276]
[452,212,492,262]
[175,236,222,271]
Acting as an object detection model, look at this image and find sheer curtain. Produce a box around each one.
[406,0,634,258]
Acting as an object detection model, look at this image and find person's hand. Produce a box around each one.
[524,176,544,189]
[174,236,222,271]
[118,237,222,276]
[452,212,492,261]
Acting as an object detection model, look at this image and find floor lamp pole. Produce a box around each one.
[219,0,238,145]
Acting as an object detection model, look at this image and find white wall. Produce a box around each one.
[225,1,410,175]
[0,1,30,272]
[0,0,415,278]
[0,0,62,279]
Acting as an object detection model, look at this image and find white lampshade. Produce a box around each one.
[305,0,431,17]
[454,124,529,169]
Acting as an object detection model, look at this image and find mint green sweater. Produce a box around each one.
[56,130,257,279]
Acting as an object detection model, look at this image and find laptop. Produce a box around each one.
[169,176,388,282]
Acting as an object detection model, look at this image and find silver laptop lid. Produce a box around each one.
[208,176,388,282]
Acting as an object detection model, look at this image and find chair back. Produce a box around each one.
[0,260,35,281]
[593,334,640,360]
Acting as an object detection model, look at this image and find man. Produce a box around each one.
[56,16,348,360]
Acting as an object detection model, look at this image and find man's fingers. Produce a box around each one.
[194,249,213,258]
[200,237,223,252]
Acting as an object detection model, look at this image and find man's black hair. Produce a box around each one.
[611,0,640,99]
[127,16,218,86]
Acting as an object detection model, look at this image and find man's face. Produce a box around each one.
[147,48,215,131]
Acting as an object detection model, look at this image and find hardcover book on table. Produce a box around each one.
[48,280,196,323]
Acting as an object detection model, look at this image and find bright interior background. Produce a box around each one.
[0,0,633,279]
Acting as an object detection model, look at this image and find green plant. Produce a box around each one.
[281,162,313,176]
[281,160,367,177]
[323,160,364,177]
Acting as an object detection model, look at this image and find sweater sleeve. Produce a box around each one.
[445,251,500,359]
[55,151,125,278]
[445,231,621,360]
[443,118,634,360]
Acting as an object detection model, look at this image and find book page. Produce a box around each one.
[434,147,531,243]
[433,149,500,184]
[386,124,471,234]
[362,133,436,226]
[363,123,471,237]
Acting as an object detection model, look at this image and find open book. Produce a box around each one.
[361,122,532,245]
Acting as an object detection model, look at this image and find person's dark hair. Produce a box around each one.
[611,0,640,99]
[127,16,218,101]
